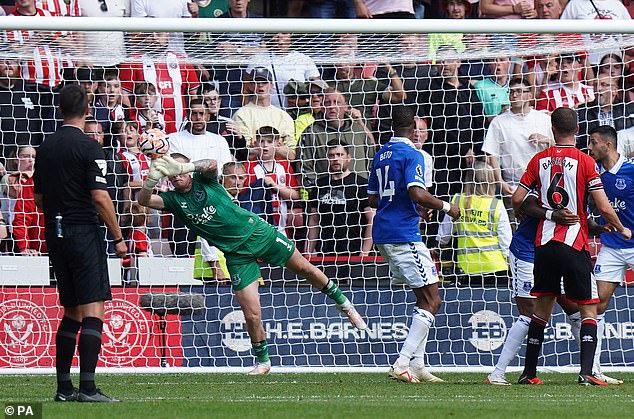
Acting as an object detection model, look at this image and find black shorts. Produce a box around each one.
[533,241,598,305]
[45,224,112,307]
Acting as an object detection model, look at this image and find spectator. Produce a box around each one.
[131,0,193,55]
[428,0,468,64]
[199,82,248,162]
[307,139,374,256]
[94,69,129,150]
[123,201,152,283]
[309,0,356,18]
[618,126,634,157]
[328,50,406,126]
[536,53,595,112]
[290,78,329,144]
[577,72,634,149]
[73,67,99,110]
[168,99,233,264]
[232,67,296,160]
[244,126,300,237]
[77,0,130,67]
[0,58,54,165]
[482,77,553,199]
[299,88,375,188]
[196,0,229,17]
[6,0,72,88]
[206,0,263,117]
[412,116,434,190]
[246,33,320,109]
[598,53,627,95]
[480,0,536,18]
[535,0,562,18]
[117,121,150,200]
[222,161,247,200]
[421,48,486,200]
[36,0,80,15]
[119,32,200,134]
[437,161,511,283]
[131,82,166,133]
[6,146,46,255]
[474,56,511,121]
[352,0,415,18]
[560,0,631,65]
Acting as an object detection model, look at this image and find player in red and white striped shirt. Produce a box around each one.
[512,107,631,386]
[119,32,199,134]
[536,54,594,112]
[6,1,71,87]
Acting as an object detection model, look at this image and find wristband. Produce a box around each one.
[112,237,124,245]
[441,201,451,213]
[545,210,553,221]
[183,162,196,174]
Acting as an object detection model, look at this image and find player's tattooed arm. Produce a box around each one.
[193,159,218,180]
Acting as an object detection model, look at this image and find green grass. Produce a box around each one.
[2,373,633,419]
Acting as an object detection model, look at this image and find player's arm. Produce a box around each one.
[409,186,460,220]
[368,193,378,209]
[154,156,218,179]
[361,206,375,256]
[520,195,580,225]
[590,188,632,239]
[138,159,166,210]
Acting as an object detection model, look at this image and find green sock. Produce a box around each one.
[321,280,347,305]
[252,340,270,363]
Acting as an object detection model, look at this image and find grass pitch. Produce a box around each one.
[2,373,632,419]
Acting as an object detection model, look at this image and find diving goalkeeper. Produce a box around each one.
[138,154,367,374]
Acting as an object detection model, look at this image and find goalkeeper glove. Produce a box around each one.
[143,158,164,190]
[154,155,196,177]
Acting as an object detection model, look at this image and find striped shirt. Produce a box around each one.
[519,145,603,251]
[536,82,595,112]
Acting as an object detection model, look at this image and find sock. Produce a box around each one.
[252,340,270,363]
[396,307,433,368]
[568,311,581,349]
[78,317,103,394]
[492,315,530,377]
[55,316,81,393]
[321,280,347,306]
[522,315,547,378]
[593,314,605,375]
[409,309,435,370]
[580,318,598,376]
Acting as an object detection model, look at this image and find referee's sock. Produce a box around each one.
[55,316,81,393]
[78,317,103,394]
[522,315,547,378]
[580,318,598,376]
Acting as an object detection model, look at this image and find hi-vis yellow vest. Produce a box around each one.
[451,194,508,275]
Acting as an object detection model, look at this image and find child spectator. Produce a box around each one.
[94,69,129,149]
[244,126,300,237]
[117,121,150,200]
[131,82,166,133]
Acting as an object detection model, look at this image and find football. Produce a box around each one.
[138,128,170,159]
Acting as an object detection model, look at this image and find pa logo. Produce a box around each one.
[468,310,507,351]
[220,310,251,352]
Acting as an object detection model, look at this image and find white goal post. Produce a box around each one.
[0,17,633,374]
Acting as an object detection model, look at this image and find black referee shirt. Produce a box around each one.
[33,125,109,228]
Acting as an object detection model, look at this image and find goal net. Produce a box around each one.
[0,17,633,373]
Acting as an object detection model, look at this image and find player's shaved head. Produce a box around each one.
[551,107,578,137]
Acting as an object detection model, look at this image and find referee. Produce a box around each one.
[34,84,127,403]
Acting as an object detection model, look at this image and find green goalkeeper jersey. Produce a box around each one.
[160,173,262,253]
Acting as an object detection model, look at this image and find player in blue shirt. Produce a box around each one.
[585,125,634,384]
[368,106,460,383]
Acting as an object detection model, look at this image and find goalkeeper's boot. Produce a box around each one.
[247,361,271,375]
[411,366,444,383]
[485,373,511,386]
[54,388,78,402]
[578,374,608,386]
[517,374,544,385]
[336,302,367,331]
[77,388,121,402]
[593,368,623,385]
[388,363,420,383]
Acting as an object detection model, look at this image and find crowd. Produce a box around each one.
[0,0,634,283]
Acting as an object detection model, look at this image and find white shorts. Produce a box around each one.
[377,242,439,289]
[594,245,634,284]
[509,252,535,299]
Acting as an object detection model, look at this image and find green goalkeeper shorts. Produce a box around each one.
[225,222,295,291]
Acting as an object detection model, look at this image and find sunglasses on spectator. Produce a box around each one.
[99,0,108,12]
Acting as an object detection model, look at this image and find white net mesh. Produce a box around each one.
[0,18,634,371]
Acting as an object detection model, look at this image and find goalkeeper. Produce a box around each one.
[138,154,367,375]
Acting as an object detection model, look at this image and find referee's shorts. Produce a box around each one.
[46,224,112,307]
[533,240,598,304]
